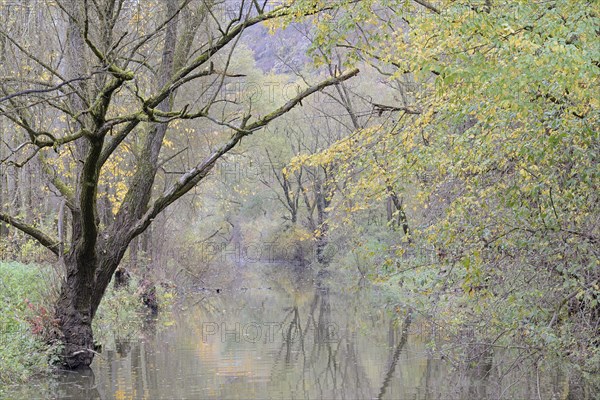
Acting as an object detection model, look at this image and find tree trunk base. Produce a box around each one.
[55,293,95,369]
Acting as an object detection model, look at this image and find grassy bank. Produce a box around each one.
[0,261,173,393]
[0,262,59,388]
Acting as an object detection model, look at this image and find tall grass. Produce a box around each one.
[0,262,60,389]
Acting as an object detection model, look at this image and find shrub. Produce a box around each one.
[0,262,60,389]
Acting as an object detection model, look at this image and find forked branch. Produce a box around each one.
[130,68,360,239]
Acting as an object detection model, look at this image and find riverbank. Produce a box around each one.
[0,262,59,389]
[0,261,172,394]
[1,276,588,399]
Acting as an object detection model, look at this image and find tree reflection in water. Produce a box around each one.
[5,270,571,399]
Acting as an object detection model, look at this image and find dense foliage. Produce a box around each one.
[286,0,599,386]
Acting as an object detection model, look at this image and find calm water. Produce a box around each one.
[5,273,568,399]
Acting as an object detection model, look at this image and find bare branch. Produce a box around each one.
[99,1,351,168]
[413,0,441,14]
[38,151,78,210]
[0,29,88,103]
[245,68,360,132]
[130,68,360,239]
[0,213,60,256]
[0,76,88,104]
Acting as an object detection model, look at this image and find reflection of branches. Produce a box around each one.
[285,307,303,364]
[55,368,101,399]
[262,284,380,398]
[377,309,412,400]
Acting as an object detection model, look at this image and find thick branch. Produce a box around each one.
[245,68,360,131]
[99,2,350,167]
[0,213,60,256]
[413,0,440,14]
[130,68,360,239]
[77,137,104,256]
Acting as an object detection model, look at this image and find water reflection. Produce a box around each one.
[54,368,101,400]
[5,272,567,399]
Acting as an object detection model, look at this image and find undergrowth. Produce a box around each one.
[0,260,176,394]
[0,262,60,390]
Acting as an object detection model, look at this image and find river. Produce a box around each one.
[5,269,568,399]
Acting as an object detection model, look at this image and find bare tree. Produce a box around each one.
[0,0,358,368]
